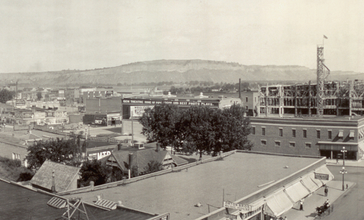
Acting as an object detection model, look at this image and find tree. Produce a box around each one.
[79,159,111,186]
[218,105,252,152]
[0,89,15,103]
[176,106,217,159]
[139,104,180,148]
[36,92,42,100]
[144,160,163,174]
[26,136,83,170]
[140,104,252,159]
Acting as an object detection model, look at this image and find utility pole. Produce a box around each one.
[340,146,347,191]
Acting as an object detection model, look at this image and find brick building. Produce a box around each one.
[249,116,364,160]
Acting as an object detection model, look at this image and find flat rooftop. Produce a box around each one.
[65,152,320,220]
[0,181,64,220]
[251,115,364,121]
[0,180,154,220]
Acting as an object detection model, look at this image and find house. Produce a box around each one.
[106,143,188,175]
[30,161,80,193]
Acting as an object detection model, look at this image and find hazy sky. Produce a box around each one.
[1,0,363,73]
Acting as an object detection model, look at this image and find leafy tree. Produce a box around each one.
[176,106,217,159]
[79,159,111,186]
[144,160,163,174]
[0,89,15,103]
[218,105,252,152]
[25,134,85,170]
[139,104,180,148]
[140,104,252,159]
[36,92,42,100]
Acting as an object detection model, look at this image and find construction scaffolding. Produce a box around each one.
[257,79,364,117]
[255,43,364,117]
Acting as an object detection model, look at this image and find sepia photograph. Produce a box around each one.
[0,1,363,219]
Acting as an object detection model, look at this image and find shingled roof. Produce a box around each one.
[110,148,169,174]
[30,161,80,192]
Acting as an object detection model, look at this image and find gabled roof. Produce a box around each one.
[110,149,168,174]
[170,154,188,166]
[30,161,80,192]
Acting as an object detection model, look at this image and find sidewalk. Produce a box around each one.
[326,158,364,167]
[283,181,355,220]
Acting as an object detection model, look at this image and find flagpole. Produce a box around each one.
[323,35,328,46]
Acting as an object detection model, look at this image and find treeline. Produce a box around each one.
[139,104,252,159]
[167,82,251,95]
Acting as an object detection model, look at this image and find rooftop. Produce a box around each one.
[65,152,320,220]
[0,180,155,220]
[30,161,80,192]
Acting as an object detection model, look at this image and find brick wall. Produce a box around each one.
[249,117,359,157]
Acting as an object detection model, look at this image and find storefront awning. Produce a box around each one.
[338,130,344,138]
[265,190,293,217]
[301,175,320,193]
[285,182,310,203]
[349,130,355,138]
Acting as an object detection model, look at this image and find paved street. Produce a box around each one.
[322,166,364,220]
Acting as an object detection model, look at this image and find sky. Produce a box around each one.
[1,0,363,73]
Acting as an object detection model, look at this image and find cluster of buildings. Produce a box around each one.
[0,45,362,219]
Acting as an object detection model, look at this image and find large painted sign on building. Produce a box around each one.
[130,105,154,118]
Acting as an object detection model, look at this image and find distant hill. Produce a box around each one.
[0,60,361,87]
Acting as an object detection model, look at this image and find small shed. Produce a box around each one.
[30,161,80,193]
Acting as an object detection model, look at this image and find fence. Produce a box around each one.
[58,150,236,196]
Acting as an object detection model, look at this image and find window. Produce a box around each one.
[252,127,255,135]
[279,128,283,137]
[317,130,321,139]
[328,130,332,139]
[246,97,248,102]
[261,139,267,146]
[289,142,296,147]
[349,130,355,138]
[305,142,312,148]
[303,129,307,138]
[292,129,296,137]
[262,127,266,135]
[275,141,281,147]
[12,153,20,160]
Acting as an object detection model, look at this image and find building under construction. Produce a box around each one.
[244,43,364,160]
[245,45,364,117]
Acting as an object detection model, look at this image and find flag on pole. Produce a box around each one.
[324,35,328,39]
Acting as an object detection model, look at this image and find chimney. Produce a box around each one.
[117,201,123,206]
[51,170,56,193]
[128,153,133,179]
[117,143,122,151]
[96,195,101,201]
[239,78,241,99]
[90,181,95,191]
[156,143,160,152]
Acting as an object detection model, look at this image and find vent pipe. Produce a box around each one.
[128,153,133,179]
[51,170,56,193]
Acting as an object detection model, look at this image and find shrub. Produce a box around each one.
[17,171,34,182]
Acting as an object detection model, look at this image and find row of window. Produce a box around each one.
[260,139,312,148]
[252,127,353,139]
